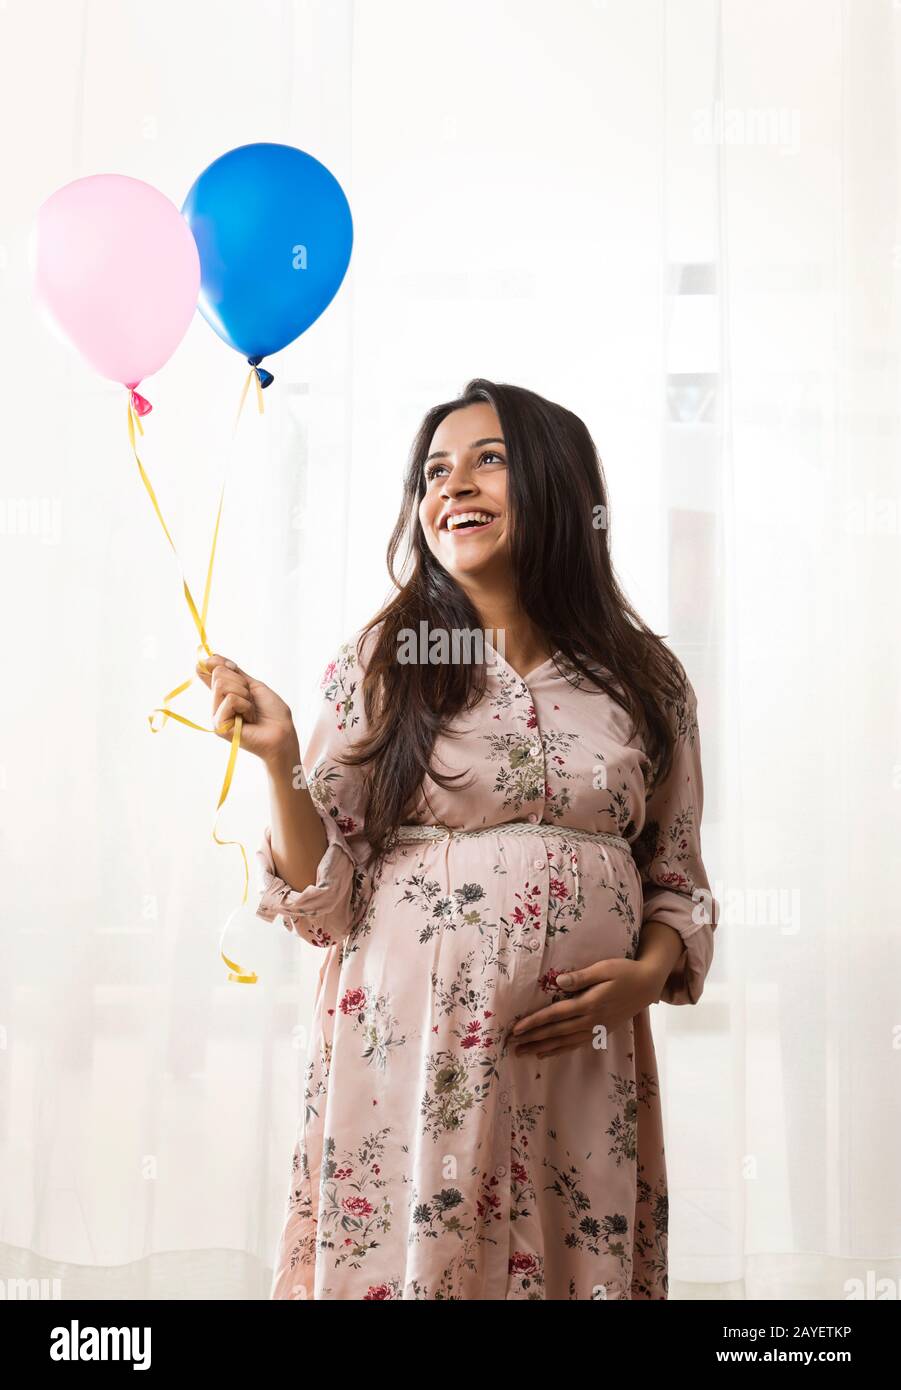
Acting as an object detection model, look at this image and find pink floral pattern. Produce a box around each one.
[257,629,717,1299]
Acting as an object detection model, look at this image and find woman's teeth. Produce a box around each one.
[446,511,496,532]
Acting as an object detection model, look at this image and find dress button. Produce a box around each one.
[533,859,544,870]
[527,812,538,823]
[528,938,541,952]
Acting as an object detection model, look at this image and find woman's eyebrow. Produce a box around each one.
[424,437,506,464]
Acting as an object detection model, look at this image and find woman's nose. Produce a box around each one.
[442,473,476,498]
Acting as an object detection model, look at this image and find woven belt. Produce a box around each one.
[395,820,632,855]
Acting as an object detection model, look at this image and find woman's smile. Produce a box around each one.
[441,509,499,536]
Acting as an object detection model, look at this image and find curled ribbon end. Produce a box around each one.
[222,950,259,985]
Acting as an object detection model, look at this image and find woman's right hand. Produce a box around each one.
[195,654,299,767]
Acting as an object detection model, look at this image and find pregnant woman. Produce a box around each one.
[197,377,718,1301]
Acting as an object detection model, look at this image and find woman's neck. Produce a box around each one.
[465,584,551,678]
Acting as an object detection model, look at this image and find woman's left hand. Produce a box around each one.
[510,958,665,1059]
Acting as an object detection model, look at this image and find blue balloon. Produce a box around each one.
[182,142,353,370]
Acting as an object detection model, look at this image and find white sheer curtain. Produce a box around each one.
[1,0,898,1300]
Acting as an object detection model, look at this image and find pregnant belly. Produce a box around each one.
[367,836,641,1029]
[324,838,643,1151]
[523,844,640,1010]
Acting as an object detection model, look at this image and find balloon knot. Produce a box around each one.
[246,356,273,389]
[130,389,153,417]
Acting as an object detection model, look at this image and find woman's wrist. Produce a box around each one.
[264,726,302,778]
[635,920,685,1000]
[633,956,669,1004]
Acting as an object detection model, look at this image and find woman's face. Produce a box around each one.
[418,402,511,584]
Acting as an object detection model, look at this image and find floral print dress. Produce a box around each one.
[256,627,717,1301]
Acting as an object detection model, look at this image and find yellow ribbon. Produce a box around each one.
[234,363,265,431]
[126,365,266,984]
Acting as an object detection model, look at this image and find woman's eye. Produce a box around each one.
[424,450,505,482]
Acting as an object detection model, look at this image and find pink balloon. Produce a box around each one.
[34,174,200,389]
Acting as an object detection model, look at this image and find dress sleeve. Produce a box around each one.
[255,633,375,949]
[633,679,718,1005]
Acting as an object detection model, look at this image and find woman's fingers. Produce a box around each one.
[173,653,292,762]
[534,1034,593,1060]
[196,653,243,687]
[210,671,252,702]
[513,1016,589,1051]
[511,993,587,1036]
[213,692,255,733]
[518,1028,596,1058]
[554,959,620,991]
[192,654,259,738]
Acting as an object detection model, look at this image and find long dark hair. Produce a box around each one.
[341,377,689,865]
